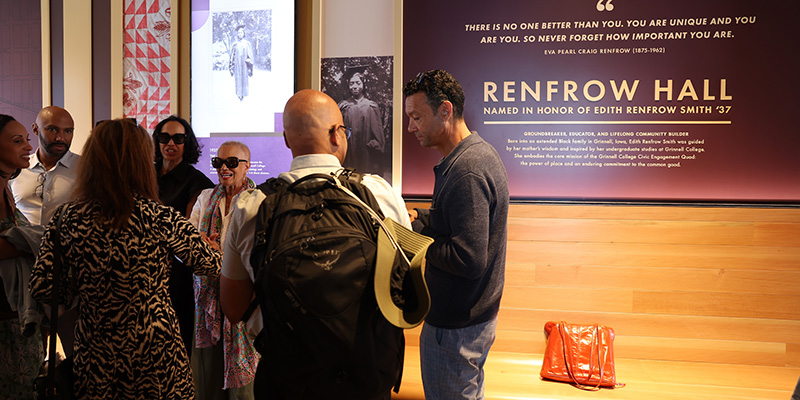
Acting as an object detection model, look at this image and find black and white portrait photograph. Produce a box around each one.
[191,1,295,136]
[212,10,272,102]
[321,56,394,182]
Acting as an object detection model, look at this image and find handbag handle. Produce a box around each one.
[558,321,606,391]
[44,207,67,397]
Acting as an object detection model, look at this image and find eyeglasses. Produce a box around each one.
[329,125,352,140]
[212,156,248,169]
[156,133,187,145]
[35,172,46,199]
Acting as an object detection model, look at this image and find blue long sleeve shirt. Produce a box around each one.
[413,133,509,329]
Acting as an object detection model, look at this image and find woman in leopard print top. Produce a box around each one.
[30,119,221,399]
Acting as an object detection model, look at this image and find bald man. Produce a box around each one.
[219,89,410,399]
[10,106,80,226]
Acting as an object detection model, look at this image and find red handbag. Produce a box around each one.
[540,321,624,390]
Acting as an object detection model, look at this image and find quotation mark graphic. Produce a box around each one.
[597,0,615,11]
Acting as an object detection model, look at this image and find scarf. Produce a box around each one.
[194,177,259,389]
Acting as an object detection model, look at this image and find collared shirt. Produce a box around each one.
[9,150,80,226]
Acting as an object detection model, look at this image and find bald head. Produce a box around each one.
[283,89,347,162]
[34,106,74,164]
[36,106,70,123]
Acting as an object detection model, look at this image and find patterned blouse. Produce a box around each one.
[29,196,221,399]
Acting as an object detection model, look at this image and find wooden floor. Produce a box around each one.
[392,342,800,399]
[394,203,800,399]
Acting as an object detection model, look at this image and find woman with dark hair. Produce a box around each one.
[0,114,40,399]
[153,115,214,357]
[153,115,213,217]
[30,119,221,399]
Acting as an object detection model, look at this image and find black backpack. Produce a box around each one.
[249,170,404,399]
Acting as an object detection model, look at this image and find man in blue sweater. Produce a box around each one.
[403,70,509,399]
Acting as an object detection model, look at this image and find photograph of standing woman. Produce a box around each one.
[339,70,385,176]
[321,57,393,182]
[229,25,253,101]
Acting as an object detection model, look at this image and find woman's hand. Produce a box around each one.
[200,232,222,253]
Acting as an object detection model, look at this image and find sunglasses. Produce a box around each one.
[212,156,248,169]
[156,133,187,145]
[414,71,432,85]
[35,172,46,199]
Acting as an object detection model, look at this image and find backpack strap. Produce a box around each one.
[242,178,286,323]
[251,177,287,263]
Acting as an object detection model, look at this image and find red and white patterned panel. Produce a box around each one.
[123,0,171,131]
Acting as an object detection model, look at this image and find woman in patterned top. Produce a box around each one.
[29,118,222,399]
[189,141,259,399]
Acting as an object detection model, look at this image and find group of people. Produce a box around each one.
[0,69,509,400]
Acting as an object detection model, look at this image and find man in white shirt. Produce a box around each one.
[219,89,410,398]
[10,106,80,226]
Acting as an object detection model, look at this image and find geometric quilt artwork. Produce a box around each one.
[123,0,171,131]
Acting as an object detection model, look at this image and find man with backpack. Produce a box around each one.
[219,89,411,399]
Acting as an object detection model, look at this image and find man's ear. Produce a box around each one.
[283,131,290,149]
[329,128,342,147]
[439,101,453,120]
[31,122,39,135]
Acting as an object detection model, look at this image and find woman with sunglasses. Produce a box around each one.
[152,115,214,359]
[153,115,214,218]
[188,141,259,399]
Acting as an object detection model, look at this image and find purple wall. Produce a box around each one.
[0,1,42,127]
[403,0,800,203]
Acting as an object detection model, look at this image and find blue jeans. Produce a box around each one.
[419,317,498,400]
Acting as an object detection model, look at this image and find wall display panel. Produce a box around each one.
[402,0,800,203]
[321,56,394,183]
[191,0,295,182]
[123,0,172,131]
